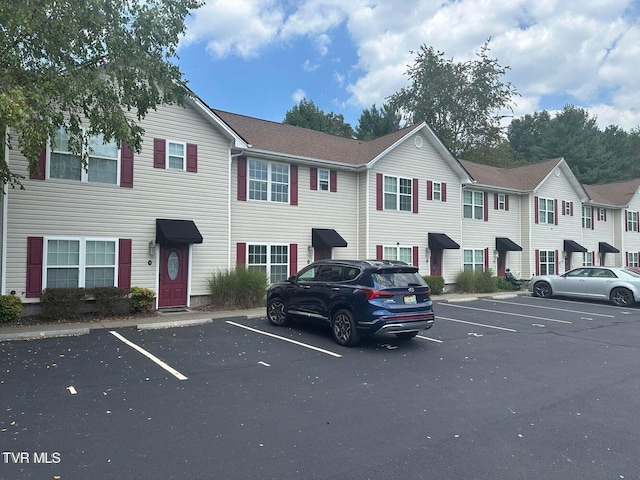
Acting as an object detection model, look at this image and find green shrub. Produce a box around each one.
[495,276,515,291]
[455,270,476,293]
[208,267,268,309]
[475,269,496,293]
[129,287,156,313]
[89,287,131,317]
[40,288,87,321]
[455,269,498,293]
[0,295,24,323]
[422,275,445,295]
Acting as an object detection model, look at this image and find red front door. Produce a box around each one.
[497,251,506,277]
[159,244,188,308]
[430,250,443,276]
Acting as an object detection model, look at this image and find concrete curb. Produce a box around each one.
[138,318,213,330]
[0,328,91,341]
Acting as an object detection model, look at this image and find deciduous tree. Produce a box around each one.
[355,103,402,140]
[283,98,354,138]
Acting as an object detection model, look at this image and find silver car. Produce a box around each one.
[530,266,640,306]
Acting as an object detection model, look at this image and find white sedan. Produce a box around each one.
[529,266,640,306]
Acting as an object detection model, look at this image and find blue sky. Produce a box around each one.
[178,0,640,132]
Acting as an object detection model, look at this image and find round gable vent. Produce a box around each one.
[414,135,424,148]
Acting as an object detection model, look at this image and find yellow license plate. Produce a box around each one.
[404,295,417,304]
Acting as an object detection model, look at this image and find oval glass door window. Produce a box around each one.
[167,251,180,280]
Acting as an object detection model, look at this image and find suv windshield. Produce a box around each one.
[373,269,426,287]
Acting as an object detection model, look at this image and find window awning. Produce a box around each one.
[563,239,587,253]
[598,242,620,254]
[156,219,203,244]
[428,232,460,250]
[496,237,522,252]
[312,228,347,248]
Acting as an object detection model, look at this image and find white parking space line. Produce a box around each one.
[416,335,443,343]
[226,321,343,358]
[439,303,572,324]
[484,299,615,317]
[109,331,188,381]
[438,316,517,332]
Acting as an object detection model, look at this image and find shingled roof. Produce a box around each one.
[584,179,640,207]
[459,158,564,191]
[213,109,417,166]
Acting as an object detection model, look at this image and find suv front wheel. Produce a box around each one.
[267,297,289,326]
[331,309,360,346]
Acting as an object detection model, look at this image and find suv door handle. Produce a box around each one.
[331,287,340,291]
[302,285,311,289]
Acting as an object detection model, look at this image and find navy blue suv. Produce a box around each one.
[266,259,435,346]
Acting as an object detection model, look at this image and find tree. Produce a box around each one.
[0,0,202,189]
[355,103,402,140]
[283,98,354,138]
[389,40,519,157]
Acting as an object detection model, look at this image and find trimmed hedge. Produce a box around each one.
[129,287,156,313]
[208,267,268,309]
[422,275,444,295]
[40,287,135,321]
[0,295,24,323]
[454,269,504,293]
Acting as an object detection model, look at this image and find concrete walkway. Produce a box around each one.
[0,291,528,341]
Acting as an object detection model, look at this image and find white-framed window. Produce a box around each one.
[598,208,606,221]
[384,175,412,211]
[433,182,442,201]
[627,211,638,232]
[628,252,639,267]
[565,202,572,216]
[248,159,289,203]
[44,238,117,289]
[49,127,119,185]
[497,193,506,210]
[247,244,289,283]
[538,197,555,224]
[383,246,413,264]
[539,250,556,275]
[583,252,593,266]
[463,190,484,220]
[463,249,484,273]
[582,205,592,229]
[167,141,186,170]
[318,169,330,191]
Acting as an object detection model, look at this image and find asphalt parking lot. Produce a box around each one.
[2,295,640,479]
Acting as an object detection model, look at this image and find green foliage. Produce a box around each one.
[208,268,268,309]
[389,39,519,157]
[0,295,24,323]
[455,271,476,293]
[355,103,402,140]
[0,0,203,189]
[283,98,355,138]
[454,270,498,293]
[495,277,515,291]
[92,287,131,317]
[40,288,87,321]
[422,275,444,295]
[129,287,156,313]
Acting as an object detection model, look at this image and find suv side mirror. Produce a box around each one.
[288,275,297,283]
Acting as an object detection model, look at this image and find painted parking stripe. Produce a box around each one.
[226,321,343,358]
[484,299,615,317]
[438,316,517,332]
[416,335,443,343]
[109,331,188,380]
[439,303,572,324]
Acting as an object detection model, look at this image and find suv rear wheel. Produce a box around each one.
[267,297,289,326]
[331,309,360,346]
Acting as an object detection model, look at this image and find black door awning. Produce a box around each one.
[428,232,460,250]
[564,239,587,253]
[312,228,347,248]
[156,219,203,244]
[598,242,620,254]
[496,237,522,252]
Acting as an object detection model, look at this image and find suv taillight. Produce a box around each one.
[361,289,395,300]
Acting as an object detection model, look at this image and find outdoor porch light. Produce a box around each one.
[494,249,500,258]
[148,241,156,256]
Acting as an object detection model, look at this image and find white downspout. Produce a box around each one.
[1,127,8,294]
[229,148,244,270]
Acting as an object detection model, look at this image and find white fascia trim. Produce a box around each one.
[469,184,525,195]
[187,96,249,149]
[1,127,8,294]
[245,149,358,171]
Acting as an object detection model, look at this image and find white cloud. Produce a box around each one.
[314,34,332,56]
[303,60,320,72]
[333,71,345,87]
[292,89,307,103]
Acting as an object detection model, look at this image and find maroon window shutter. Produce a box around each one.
[591,208,594,230]
[26,237,44,297]
[505,195,509,211]
[289,244,298,277]
[236,242,247,266]
[427,180,433,200]
[554,199,558,225]
[637,212,640,232]
[626,252,629,266]
[31,148,47,180]
[483,192,489,221]
[484,247,489,270]
[376,245,383,260]
[535,249,540,275]
[604,209,607,222]
[376,174,383,210]
[290,165,298,205]
[153,138,166,169]
[534,196,539,224]
[310,168,318,190]
[186,143,198,173]
[562,200,566,215]
[494,193,498,210]
[555,250,559,274]
[330,170,337,192]
[118,239,132,290]
[570,202,574,216]
[412,246,419,267]
[237,157,247,201]
[592,252,595,265]
[412,178,419,213]
[120,143,134,188]
[442,183,447,202]
[625,211,628,231]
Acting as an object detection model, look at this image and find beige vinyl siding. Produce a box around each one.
[621,192,640,264]
[520,195,534,279]
[582,206,617,266]
[230,159,359,274]
[6,102,231,302]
